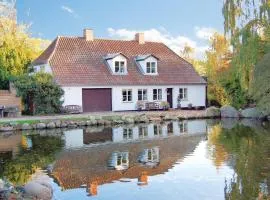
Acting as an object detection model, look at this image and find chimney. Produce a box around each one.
[135,32,145,44]
[84,28,94,41]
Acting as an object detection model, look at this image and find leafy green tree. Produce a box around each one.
[222,0,270,107]
[13,73,64,115]
[0,17,50,89]
[251,53,270,115]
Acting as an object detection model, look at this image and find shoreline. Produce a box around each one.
[0,108,268,132]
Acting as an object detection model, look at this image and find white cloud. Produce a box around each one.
[107,27,208,59]
[195,26,217,40]
[61,5,79,18]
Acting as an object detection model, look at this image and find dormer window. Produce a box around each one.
[115,61,125,74]
[104,53,128,75]
[146,62,156,74]
[135,54,159,75]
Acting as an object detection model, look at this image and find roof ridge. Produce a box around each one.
[56,36,164,44]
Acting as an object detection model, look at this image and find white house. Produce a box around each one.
[32,29,207,112]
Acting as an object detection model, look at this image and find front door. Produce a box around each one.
[166,88,173,108]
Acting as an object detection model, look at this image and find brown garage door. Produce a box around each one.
[82,88,112,112]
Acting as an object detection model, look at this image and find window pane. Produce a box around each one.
[138,90,142,100]
[153,89,157,100]
[151,62,156,73]
[184,88,188,99]
[146,62,151,73]
[158,89,162,100]
[143,89,147,100]
[120,61,125,66]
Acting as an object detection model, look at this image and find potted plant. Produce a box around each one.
[136,101,145,111]
[160,101,170,110]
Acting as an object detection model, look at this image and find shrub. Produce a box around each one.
[13,72,64,115]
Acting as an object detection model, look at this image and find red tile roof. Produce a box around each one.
[33,36,206,86]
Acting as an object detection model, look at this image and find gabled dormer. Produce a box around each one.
[135,54,159,75]
[104,53,128,75]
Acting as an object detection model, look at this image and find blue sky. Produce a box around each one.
[17,0,224,58]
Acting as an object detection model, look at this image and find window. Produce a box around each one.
[139,126,148,138]
[154,125,162,136]
[138,89,147,101]
[115,61,125,74]
[123,128,133,140]
[153,89,162,101]
[122,89,132,102]
[179,88,188,100]
[179,121,188,133]
[146,62,157,74]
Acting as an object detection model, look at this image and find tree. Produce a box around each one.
[204,33,232,106]
[180,44,206,76]
[222,0,270,101]
[251,53,270,115]
[13,73,64,115]
[0,17,50,89]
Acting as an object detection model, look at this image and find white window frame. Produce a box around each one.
[179,88,188,101]
[139,126,148,138]
[114,60,126,74]
[122,89,132,102]
[146,62,157,74]
[179,121,188,133]
[138,89,148,101]
[153,89,162,101]
[123,128,133,140]
[154,124,162,136]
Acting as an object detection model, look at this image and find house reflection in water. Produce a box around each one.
[54,120,208,196]
[138,147,160,168]
[108,151,129,170]
[87,181,98,196]
[138,171,148,186]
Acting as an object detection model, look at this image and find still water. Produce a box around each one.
[0,119,270,200]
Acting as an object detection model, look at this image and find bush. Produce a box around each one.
[13,72,64,115]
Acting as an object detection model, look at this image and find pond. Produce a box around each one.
[0,119,270,200]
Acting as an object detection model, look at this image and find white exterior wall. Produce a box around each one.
[62,84,206,111]
[33,64,52,73]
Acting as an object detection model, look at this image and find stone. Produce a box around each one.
[240,107,264,119]
[0,126,14,132]
[54,120,62,128]
[103,120,112,126]
[149,117,162,122]
[46,122,56,129]
[21,123,33,130]
[220,105,239,118]
[24,180,52,200]
[205,106,221,118]
[121,116,135,124]
[97,120,106,125]
[77,121,87,126]
[60,122,67,128]
[112,120,124,125]
[163,115,178,121]
[134,114,149,123]
[36,123,46,129]
[88,120,97,126]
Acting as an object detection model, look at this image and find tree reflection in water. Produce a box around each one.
[1,134,64,185]
[208,123,270,200]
